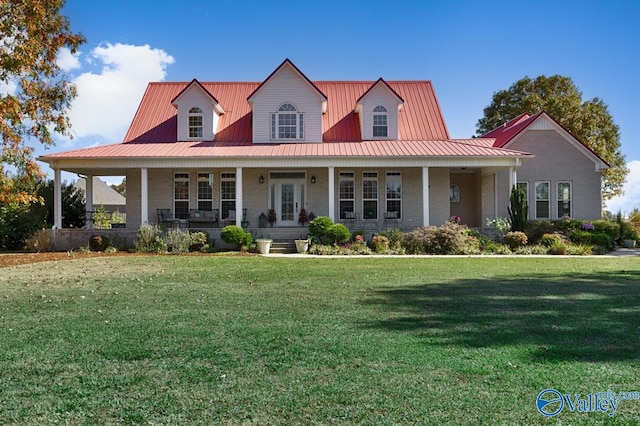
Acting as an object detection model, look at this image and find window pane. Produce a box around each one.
[386,173,402,218]
[363,200,377,219]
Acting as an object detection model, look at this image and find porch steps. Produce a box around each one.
[269,240,297,254]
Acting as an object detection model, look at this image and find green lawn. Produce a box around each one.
[1,255,639,425]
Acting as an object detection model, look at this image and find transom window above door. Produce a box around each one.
[271,103,304,140]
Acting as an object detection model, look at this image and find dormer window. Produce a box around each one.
[271,103,304,140]
[373,106,388,137]
[188,107,203,138]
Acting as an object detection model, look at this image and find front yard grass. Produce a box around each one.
[1,256,639,424]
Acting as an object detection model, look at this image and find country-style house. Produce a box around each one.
[39,59,608,248]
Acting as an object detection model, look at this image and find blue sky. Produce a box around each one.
[47,0,640,212]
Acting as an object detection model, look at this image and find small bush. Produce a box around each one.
[308,216,334,243]
[326,223,351,244]
[592,220,620,245]
[569,230,592,245]
[548,239,567,255]
[591,232,613,249]
[135,224,166,253]
[164,229,191,254]
[23,229,53,252]
[221,225,252,247]
[370,235,390,253]
[189,231,210,252]
[504,231,528,249]
[539,233,563,247]
[402,222,476,255]
[515,244,549,255]
[486,217,511,240]
[377,228,404,249]
[89,234,111,251]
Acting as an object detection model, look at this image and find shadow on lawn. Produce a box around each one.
[363,269,640,362]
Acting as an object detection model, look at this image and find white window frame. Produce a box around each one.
[197,172,214,211]
[373,105,388,138]
[220,172,236,220]
[188,107,203,138]
[362,172,378,220]
[339,172,355,219]
[386,172,402,219]
[174,172,190,219]
[516,181,529,219]
[535,181,550,219]
[557,181,572,219]
[271,103,304,141]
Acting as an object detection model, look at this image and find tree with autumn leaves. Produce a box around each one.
[475,75,628,201]
[0,0,85,205]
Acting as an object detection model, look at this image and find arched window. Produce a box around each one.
[271,103,304,140]
[188,107,203,138]
[373,105,388,137]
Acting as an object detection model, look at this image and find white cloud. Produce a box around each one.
[67,43,175,141]
[56,48,81,72]
[605,160,640,215]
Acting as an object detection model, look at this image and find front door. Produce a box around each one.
[273,178,305,226]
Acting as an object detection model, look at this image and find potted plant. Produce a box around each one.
[255,238,273,254]
[294,237,310,253]
[267,209,276,227]
[298,208,308,226]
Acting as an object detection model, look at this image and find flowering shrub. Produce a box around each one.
[580,222,595,231]
[135,224,166,253]
[539,233,565,247]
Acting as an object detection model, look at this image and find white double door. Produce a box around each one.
[272,179,305,227]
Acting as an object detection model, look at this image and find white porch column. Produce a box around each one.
[327,166,335,221]
[53,168,62,229]
[85,175,94,228]
[494,173,499,219]
[236,167,243,227]
[508,166,515,192]
[140,168,148,226]
[422,166,430,226]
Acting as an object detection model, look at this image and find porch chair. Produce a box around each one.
[384,211,399,227]
[157,208,181,228]
[344,211,360,227]
[224,208,249,227]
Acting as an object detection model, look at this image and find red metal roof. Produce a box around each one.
[122,79,449,144]
[43,139,529,159]
[41,74,531,162]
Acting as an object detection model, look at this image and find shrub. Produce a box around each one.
[591,232,613,249]
[504,231,528,249]
[164,229,191,254]
[23,229,53,252]
[592,220,620,245]
[569,230,593,245]
[189,231,210,252]
[221,225,252,247]
[308,216,334,243]
[89,234,110,251]
[135,224,166,253]
[515,244,549,255]
[539,233,563,247]
[486,217,511,240]
[548,239,567,255]
[402,222,476,255]
[351,229,366,241]
[376,228,404,249]
[326,223,351,244]
[370,235,390,253]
